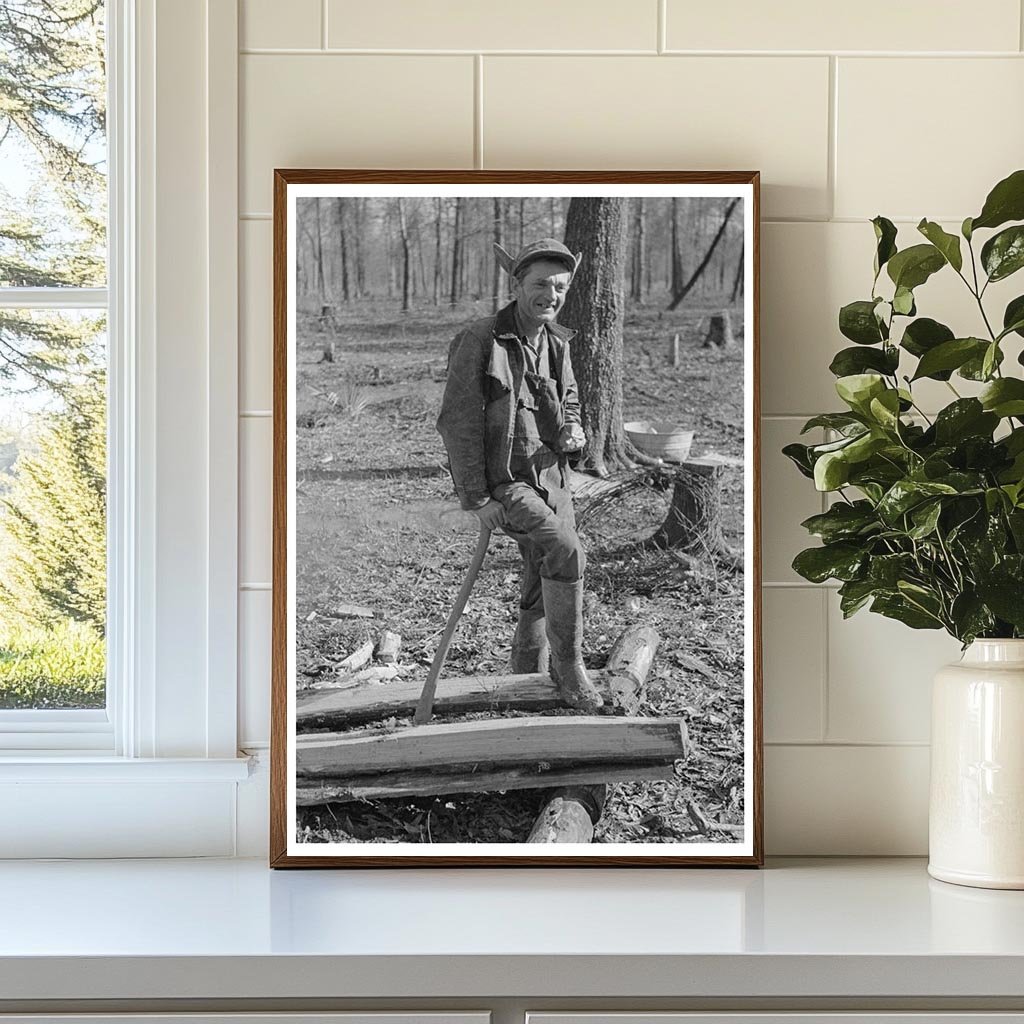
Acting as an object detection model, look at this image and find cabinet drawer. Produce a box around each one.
[528,1016,1024,1024]
[0,1015,490,1024]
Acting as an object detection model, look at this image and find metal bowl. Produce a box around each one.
[624,420,695,463]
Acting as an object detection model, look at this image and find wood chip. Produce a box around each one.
[337,640,374,672]
[326,604,375,619]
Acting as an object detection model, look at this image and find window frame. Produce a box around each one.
[0,0,248,856]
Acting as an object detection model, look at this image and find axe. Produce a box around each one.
[413,524,492,725]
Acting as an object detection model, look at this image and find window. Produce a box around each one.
[0,1,110,745]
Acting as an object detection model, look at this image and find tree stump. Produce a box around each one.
[702,311,735,350]
[668,332,680,367]
[652,459,741,569]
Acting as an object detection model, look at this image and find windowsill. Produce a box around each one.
[0,754,252,781]
[0,857,1022,1005]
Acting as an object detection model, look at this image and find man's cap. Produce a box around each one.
[493,238,583,279]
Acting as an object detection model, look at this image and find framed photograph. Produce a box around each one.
[270,170,762,867]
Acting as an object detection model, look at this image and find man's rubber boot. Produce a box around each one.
[509,608,549,674]
[541,577,604,713]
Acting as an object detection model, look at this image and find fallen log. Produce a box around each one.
[296,716,687,787]
[527,786,607,843]
[295,666,640,730]
[529,625,662,845]
[296,764,672,806]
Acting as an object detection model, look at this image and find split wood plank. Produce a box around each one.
[296,715,687,780]
[296,763,672,806]
[295,667,639,730]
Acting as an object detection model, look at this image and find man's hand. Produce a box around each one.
[473,499,506,531]
[558,423,586,452]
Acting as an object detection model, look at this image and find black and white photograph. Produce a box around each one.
[271,172,761,866]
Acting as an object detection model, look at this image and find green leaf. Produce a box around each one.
[892,286,916,316]
[829,345,899,378]
[887,243,946,291]
[960,344,1004,381]
[838,579,880,618]
[982,341,1001,381]
[814,450,851,491]
[871,594,943,629]
[792,543,866,584]
[976,577,1024,629]
[1002,295,1024,340]
[801,501,879,543]
[917,219,963,272]
[900,317,955,362]
[981,225,1024,282]
[835,373,886,413]
[933,399,999,444]
[800,412,866,435]
[979,378,1024,418]
[907,500,943,539]
[839,300,886,345]
[868,389,902,431]
[950,593,995,644]
[877,479,958,523]
[872,216,898,277]
[867,552,915,587]
[962,216,974,241]
[971,168,1024,232]
[782,442,814,479]
[912,337,988,381]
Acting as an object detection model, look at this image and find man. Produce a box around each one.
[437,238,603,713]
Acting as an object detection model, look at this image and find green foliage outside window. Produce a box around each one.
[0,1,107,708]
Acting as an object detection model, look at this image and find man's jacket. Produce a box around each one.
[437,300,583,510]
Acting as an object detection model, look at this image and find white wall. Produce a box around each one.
[234,0,1024,855]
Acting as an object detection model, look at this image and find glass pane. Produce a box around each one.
[0,309,106,709]
[0,1,107,288]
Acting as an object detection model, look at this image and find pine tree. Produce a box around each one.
[0,0,106,393]
[0,373,106,632]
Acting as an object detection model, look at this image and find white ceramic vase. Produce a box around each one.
[929,639,1024,889]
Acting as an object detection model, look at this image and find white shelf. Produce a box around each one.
[1,857,1024,1004]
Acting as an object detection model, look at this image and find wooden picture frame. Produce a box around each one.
[271,170,762,867]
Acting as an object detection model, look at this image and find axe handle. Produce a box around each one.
[413,524,491,725]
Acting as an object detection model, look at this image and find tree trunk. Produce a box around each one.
[561,197,630,477]
[670,197,682,299]
[630,197,646,303]
[335,199,350,302]
[730,240,744,302]
[667,198,740,311]
[313,197,326,305]
[492,197,505,312]
[396,198,411,312]
[354,198,365,297]
[449,199,463,306]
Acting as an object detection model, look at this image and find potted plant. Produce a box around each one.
[785,169,1024,889]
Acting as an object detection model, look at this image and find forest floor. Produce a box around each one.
[293,293,748,845]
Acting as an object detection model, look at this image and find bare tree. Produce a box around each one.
[629,197,646,303]
[667,198,739,311]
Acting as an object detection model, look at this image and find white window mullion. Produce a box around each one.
[0,287,107,310]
